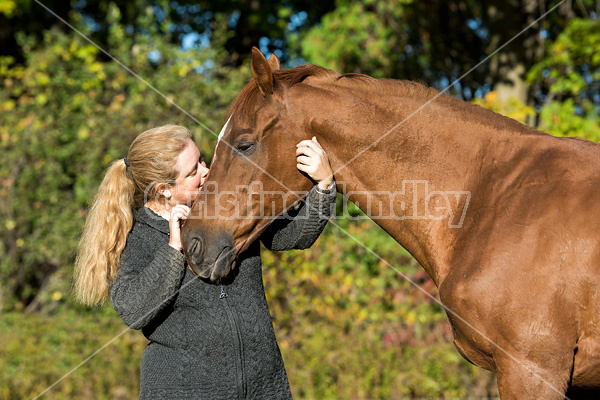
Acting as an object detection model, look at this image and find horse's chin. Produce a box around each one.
[187,247,235,281]
[210,250,235,281]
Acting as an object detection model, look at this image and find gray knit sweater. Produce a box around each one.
[110,186,336,399]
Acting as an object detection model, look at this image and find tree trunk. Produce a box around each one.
[486,0,541,105]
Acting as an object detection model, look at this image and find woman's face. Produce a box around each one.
[170,140,209,206]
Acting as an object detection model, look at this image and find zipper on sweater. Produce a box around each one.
[220,285,247,399]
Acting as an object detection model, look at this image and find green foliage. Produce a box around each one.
[0,307,144,400]
[0,7,248,310]
[0,0,18,17]
[0,217,497,399]
[295,1,408,77]
[294,0,415,78]
[524,18,600,141]
[472,91,535,124]
[0,0,336,66]
[261,210,497,399]
[297,0,598,104]
[537,98,600,141]
[527,18,600,98]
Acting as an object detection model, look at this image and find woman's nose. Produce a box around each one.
[199,166,210,186]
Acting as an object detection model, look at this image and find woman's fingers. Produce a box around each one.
[296,155,312,165]
[170,205,191,227]
[296,138,322,153]
[295,139,312,148]
[295,145,317,158]
[296,136,333,188]
[174,204,191,214]
[171,207,189,219]
[296,163,315,174]
[309,137,325,153]
[168,205,191,251]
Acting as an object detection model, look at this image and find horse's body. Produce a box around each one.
[182,48,600,398]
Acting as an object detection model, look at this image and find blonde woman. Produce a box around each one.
[74,124,336,399]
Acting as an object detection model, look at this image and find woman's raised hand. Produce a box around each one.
[168,204,191,251]
[296,136,334,190]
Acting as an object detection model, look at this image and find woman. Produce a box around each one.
[73,124,336,399]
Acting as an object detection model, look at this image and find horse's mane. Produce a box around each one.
[334,73,444,102]
[227,64,448,119]
[227,63,528,133]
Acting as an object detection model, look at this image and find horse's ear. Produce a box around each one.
[251,47,273,96]
[267,53,280,71]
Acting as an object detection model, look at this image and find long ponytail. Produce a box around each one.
[74,125,191,305]
[74,160,135,305]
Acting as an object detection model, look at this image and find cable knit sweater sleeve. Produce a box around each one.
[261,184,336,251]
[109,235,187,330]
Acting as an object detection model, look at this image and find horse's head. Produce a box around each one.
[182,48,322,280]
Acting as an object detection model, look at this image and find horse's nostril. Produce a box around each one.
[189,237,204,256]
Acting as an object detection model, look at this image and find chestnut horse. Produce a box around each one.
[182,48,600,398]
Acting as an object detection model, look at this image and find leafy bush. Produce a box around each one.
[263,215,499,399]
[0,307,145,400]
[0,7,248,311]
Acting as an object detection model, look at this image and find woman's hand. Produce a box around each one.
[296,137,334,190]
[168,204,191,251]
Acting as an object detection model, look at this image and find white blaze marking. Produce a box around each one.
[213,116,232,164]
[217,116,231,141]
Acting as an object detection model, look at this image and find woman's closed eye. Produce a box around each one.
[188,164,199,177]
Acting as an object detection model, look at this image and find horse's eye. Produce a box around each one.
[236,142,254,153]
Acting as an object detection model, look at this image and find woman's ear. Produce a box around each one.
[155,182,172,199]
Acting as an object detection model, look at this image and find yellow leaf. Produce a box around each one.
[17,118,31,130]
[89,62,103,72]
[0,1,17,17]
[485,91,497,104]
[108,102,122,112]
[77,126,90,140]
[1,129,9,144]
[2,100,14,111]
[35,93,48,105]
[35,72,50,86]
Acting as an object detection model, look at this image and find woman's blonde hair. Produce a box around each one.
[74,124,192,305]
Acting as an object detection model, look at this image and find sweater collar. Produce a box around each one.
[134,206,170,235]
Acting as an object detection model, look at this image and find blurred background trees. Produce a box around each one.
[1,0,598,398]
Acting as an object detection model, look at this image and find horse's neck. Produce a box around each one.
[322,92,537,286]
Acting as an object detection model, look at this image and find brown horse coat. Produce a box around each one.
[183,48,600,399]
